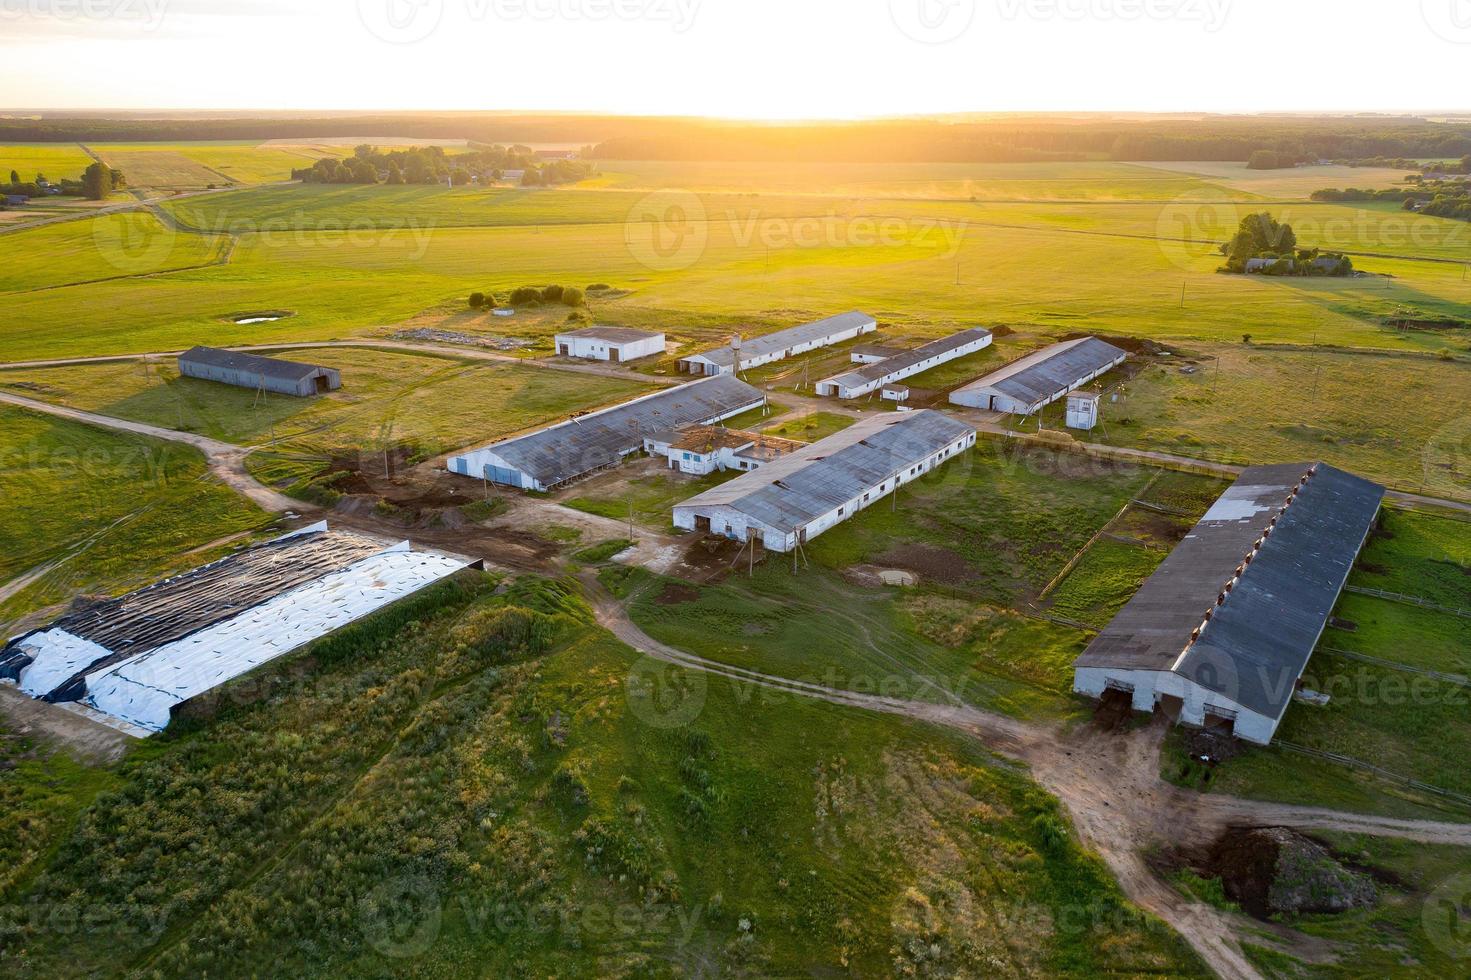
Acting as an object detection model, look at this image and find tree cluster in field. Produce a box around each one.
[1311,162,1471,221]
[1220,213,1353,276]
[292,143,592,187]
[468,284,587,309]
[2,161,124,202]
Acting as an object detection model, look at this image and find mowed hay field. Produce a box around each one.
[0,405,269,625]
[89,142,321,188]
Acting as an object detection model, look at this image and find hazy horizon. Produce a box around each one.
[4,0,1471,118]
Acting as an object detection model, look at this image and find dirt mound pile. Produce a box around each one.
[1207,827,1376,918]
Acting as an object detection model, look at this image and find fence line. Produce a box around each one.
[1274,740,1471,808]
[1343,585,1469,620]
[1319,646,1471,687]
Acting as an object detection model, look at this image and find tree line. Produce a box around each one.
[2,161,124,202]
[291,144,591,187]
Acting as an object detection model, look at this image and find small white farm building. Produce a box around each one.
[677,311,876,376]
[672,410,976,552]
[949,337,1126,415]
[1072,463,1384,745]
[814,328,992,399]
[446,374,763,491]
[643,426,805,476]
[178,346,341,397]
[554,326,665,362]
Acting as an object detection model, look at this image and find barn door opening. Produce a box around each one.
[559,344,570,356]
[609,348,621,362]
[695,515,711,532]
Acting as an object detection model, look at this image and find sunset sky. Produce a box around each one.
[3,0,1470,117]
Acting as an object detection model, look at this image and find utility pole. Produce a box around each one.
[1180,280,1186,307]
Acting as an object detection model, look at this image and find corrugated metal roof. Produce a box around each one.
[820,328,992,391]
[952,337,1126,407]
[453,374,763,487]
[557,326,663,344]
[675,410,974,531]
[685,312,875,368]
[1075,462,1384,720]
[179,346,333,382]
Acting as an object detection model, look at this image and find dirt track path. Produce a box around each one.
[582,572,1469,980]
[6,370,1470,979]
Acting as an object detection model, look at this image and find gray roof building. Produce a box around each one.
[949,337,1126,414]
[816,328,994,399]
[679,312,877,374]
[1073,462,1385,745]
[672,410,976,551]
[178,346,341,397]
[557,326,663,344]
[447,373,764,491]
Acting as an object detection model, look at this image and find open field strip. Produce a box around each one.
[87,141,321,185]
[0,404,270,625]
[0,141,93,181]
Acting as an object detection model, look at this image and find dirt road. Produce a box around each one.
[582,573,1470,980]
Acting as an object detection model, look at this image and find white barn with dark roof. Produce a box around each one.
[446,374,763,491]
[554,326,665,362]
[678,312,876,376]
[949,337,1126,415]
[1072,462,1385,745]
[672,410,976,552]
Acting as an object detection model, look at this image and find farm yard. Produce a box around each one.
[1,134,1470,980]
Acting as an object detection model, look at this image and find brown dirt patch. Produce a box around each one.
[654,582,701,605]
[875,543,977,586]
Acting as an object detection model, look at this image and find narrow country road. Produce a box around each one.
[581,572,1471,980]
[6,360,1471,980]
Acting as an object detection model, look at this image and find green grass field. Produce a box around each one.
[1074,343,1471,500]
[89,141,318,186]
[0,405,270,625]
[0,211,227,293]
[0,142,94,183]
[3,175,1470,363]
[0,575,1205,977]
[760,410,855,441]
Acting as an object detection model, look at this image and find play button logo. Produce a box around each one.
[890,0,976,44]
[1423,0,1471,42]
[359,0,444,44]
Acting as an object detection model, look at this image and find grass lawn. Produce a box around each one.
[760,410,855,441]
[1047,537,1168,629]
[806,441,1155,605]
[0,211,227,293]
[0,142,94,183]
[0,575,1206,977]
[0,348,655,489]
[0,405,270,626]
[5,172,1471,363]
[1078,344,1471,501]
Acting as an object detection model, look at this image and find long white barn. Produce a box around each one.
[446,374,763,491]
[672,410,976,552]
[1073,463,1384,745]
[949,337,1127,415]
[677,312,876,376]
[814,328,993,399]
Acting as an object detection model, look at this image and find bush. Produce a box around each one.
[587,283,610,291]
[468,291,485,309]
[541,284,564,303]
[508,285,543,305]
[561,286,584,307]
